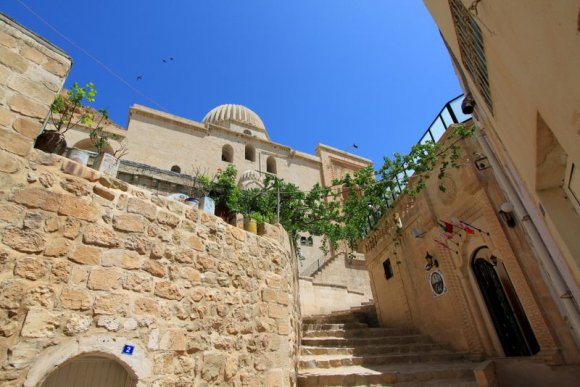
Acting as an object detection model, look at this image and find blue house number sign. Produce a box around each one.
[122,345,135,355]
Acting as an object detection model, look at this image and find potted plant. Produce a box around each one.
[35,82,97,155]
[90,117,128,177]
[189,169,216,215]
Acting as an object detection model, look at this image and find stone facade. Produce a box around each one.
[363,131,580,366]
[0,14,300,386]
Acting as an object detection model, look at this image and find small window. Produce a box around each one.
[170,165,181,173]
[243,129,251,135]
[245,144,255,162]
[383,258,393,280]
[266,156,277,174]
[222,144,234,163]
[300,236,314,246]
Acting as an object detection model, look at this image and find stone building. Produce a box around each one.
[423,0,580,345]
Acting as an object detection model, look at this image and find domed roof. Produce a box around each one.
[202,104,265,131]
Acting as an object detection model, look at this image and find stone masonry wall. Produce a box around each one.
[0,14,300,386]
[0,151,300,386]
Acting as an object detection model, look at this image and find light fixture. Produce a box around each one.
[424,252,439,271]
[499,202,516,228]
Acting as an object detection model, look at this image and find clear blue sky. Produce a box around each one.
[4,0,461,167]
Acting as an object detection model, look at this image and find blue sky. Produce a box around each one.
[4,0,461,166]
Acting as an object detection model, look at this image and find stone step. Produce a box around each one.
[301,334,434,347]
[297,362,478,386]
[300,342,451,356]
[303,322,370,331]
[299,351,467,369]
[302,327,415,338]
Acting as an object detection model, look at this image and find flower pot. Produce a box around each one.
[229,213,244,228]
[244,218,257,234]
[94,153,120,177]
[199,196,215,215]
[67,148,90,166]
[34,131,67,155]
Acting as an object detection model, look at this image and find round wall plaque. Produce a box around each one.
[428,270,447,297]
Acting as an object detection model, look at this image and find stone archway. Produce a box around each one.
[24,336,152,387]
[41,354,136,387]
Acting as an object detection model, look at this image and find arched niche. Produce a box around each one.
[245,144,256,162]
[266,156,277,174]
[221,144,234,163]
[73,138,114,155]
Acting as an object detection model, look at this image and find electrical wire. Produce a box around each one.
[15,0,168,112]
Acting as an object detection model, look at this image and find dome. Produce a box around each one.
[202,104,265,131]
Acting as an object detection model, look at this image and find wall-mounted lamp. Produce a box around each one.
[499,202,517,228]
[424,252,439,271]
[461,92,476,115]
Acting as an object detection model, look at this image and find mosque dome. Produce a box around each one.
[202,104,265,131]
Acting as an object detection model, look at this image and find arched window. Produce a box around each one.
[245,144,255,162]
[170,165,181,173]
[221,144,233,163]
[266,156,277,174]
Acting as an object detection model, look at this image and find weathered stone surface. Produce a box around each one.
[186,234,205,251]
[93,185,115,201]
[98,176,128,191]
[102,249,142,270]
[60,288,92,310]
[0,280,25,309]
[262,288,277,303]
[154,281,183,300]
[0,151,22,173]
[159,329,187,351]
[12,117,41,139]
[196,254,215,271]
[202,352,226,382]
[123,272,153,293]
[157,210,180,227]
[143,260,166,278]
[21,309,60,338]
[63,217,81,239]
[58,195,98,221]
[63,314,92,336]
[0,127,32,156]
[60,177,91,196]
[185,208,198,223]
[128,197,157,220]
[7,341,43,370]
[0,31,18,48]
[20,45,45,64]
[133,297,159,316]
[44,237,71,257]
[13,188,60,212]
[94,294,128,315]
[2,226,45,252]
[0,204,23,223]
[61,159,100,181]
[69,245,101,265]
[124,234,151,254]
[83,223,121,247]
[268,304,286,319]
[23,212,43,229]
[87,268,122,290]
[8,76,54,105]
[14,257,45,280]
[230,226,246,242]
[50,261,71,283]
[180,267,201,282]
[0,46,29,73]
[113,214,147,233]
[97,315,120,331]
[44,57,69,76]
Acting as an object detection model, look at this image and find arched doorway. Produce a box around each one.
[472,247,539,356]
[41,355,137,387]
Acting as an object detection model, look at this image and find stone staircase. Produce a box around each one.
[298,305,481,386]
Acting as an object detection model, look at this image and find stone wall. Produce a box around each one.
[0,151,300,386]
[0,13,300,386]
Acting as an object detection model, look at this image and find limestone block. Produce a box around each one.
[123,318,138,331]
[61,159,101,181]
[268,303,286,319]
[13,187,60,213]
[0,151,22,174]
[12,117,41,139]
[8,76,54,105]
[0,204,23,223]
[21,309,60,338]
[179,267,201,282]
[83,223,121,247]
[189,287,205,302]
[265,369,284,387]
[44,57,69,77]
[0,46,29,73]
[174,248,194,264]
[202,352,226,383]
[99,175,129,191]
[14,257,45,280]
[63,217,81,239]
[44,237,71,257]
[134,297,159,316]
[224,355,239,381]
[127,197,157,220]
[124,234,151,255]
[184,207,198,223]
[102,249,142,270]
[69,245,101,265]
[20,45,45,64]
[2,226,45,252]
[262,288,277,302]
[60,177,91,196]
[97,315,120,331]
[87,268,122,291]
[113,214,148,233]
[229,225,246,242]
[0,279,25,309]
[186,234,205,251]
[123,272,154,293]
[159,329,187,351]
[143,260,166,278]
[0,128,32,156]
[157,210,180,227]
[63,313,92,336]
[23,211,43,229]
[50,261,71,283]
[8,341,43,369]
[58,194,99,221]
[154,281,183,300]
[93,185,115,201]
[94,294,128,315]
[196,254,215,271]
[60,288,92,310]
